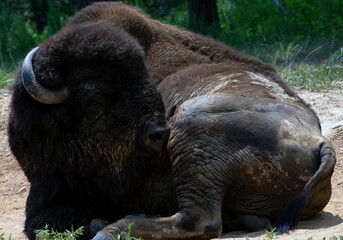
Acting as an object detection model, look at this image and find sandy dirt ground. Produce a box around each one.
[0,89,342,239]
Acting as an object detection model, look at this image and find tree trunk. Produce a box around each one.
[188,0,219,34]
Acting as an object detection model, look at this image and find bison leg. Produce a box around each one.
[94,211,221,239]
[93,157,224,239]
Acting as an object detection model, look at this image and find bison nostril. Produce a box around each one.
[148,131,164,141]
[144,127,170,151]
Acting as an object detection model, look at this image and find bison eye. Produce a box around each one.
[83,97,105,113]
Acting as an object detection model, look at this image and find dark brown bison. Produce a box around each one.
[8,2,335,240]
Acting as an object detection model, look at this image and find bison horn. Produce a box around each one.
[22,47,70,104]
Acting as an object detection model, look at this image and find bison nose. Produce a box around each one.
[138,118,171,158]
[145,124,170,152]
[137,119,171,168]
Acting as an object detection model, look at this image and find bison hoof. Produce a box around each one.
[90,218,111,235]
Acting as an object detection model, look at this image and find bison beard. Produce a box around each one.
[8,2,335,240]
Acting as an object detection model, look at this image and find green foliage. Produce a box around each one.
[308,236,343,240]
[0,0,342,90]
[0,0,35,67]
[35,225,84,240]
[43,1,76,39]
[122,0,343,69]
[245,230,343,240]
[263,228,279,240]
[219,0,343,47]
[0,49,14,88]
[0,67,14,89]
[278,46,343,89]
[113,223,142,240]
[131,0,188,28]
[0,233,16,240]
[328,236,343,240]
[244,228,279,240]
[0,0,75,69]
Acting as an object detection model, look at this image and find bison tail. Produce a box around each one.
[274,141,336,233]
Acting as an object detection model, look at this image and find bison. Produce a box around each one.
[8,2,335,240]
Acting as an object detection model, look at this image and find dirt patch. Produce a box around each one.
[0,90,342,239]
[0,92,29,239]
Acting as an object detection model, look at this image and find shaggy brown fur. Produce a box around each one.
[66,2,314,117]
[9,20,174,239]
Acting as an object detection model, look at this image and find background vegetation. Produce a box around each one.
[0,0,342,89]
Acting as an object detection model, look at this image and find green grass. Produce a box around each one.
[34,225,84,240]
[1,227,342,240]
[0,0,341,91]
[305,236,343,240]
[0,233,16,240]
[275,45,343,90]
[1,41,342,90]
[236,39,343,90]
[244,228,343,240]
[326,236,343,240]
[264,228,279,240]
[0,67,14,89]
[33,223,141,240]
[0,50,15,89]
[245,228,279,240]
[0,224,142,240]
[1,224,141,240]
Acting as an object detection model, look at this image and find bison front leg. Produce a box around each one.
[25,171,112,240]
[94,211,222,240]
[94,164,224,239]
[94,102,226,239]
[94,174,223,239]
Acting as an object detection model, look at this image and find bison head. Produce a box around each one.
[8,22,170,182]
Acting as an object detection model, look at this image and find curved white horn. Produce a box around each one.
[22,47,70,104]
